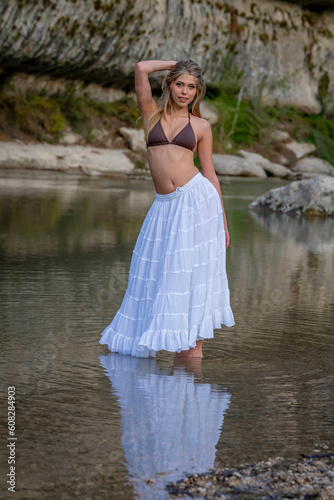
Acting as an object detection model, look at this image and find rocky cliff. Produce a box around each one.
[277,0,334,10]
[0,0,333,113]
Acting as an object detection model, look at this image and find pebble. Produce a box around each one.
[166,453,334,499]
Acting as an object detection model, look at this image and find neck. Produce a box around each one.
[168,104,189,118]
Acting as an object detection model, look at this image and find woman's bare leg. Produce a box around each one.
[174,349,189,359]
[173,357,204,381]
[187,340,203,358]
[174,340,203,360]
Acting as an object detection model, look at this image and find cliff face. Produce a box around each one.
[277,0,334,10]
[0,0,333,113]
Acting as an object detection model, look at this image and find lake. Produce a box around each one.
[1,168,333,499]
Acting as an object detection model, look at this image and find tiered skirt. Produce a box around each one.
[99,172,235,357]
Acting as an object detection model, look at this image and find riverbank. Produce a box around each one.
[2,139,334,183]
[1,75,334,182]
[1,73,334,172]
[0,141,136,177]
[167,453,334,499]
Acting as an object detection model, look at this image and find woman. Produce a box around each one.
[99,59,235,359]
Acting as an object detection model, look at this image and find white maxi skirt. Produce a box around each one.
[99,172,235,357]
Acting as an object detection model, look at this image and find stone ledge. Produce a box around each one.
[0,142,135,176]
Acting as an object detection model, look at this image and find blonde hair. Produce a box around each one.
[144,59,206,142]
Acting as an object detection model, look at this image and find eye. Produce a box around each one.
[176,82,182,87]
[189,85,195,89]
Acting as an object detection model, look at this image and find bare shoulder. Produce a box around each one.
[190,115,212,139]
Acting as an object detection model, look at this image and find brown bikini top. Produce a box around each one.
[146,113,196,152]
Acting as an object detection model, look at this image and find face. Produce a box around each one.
[171,73,197,108]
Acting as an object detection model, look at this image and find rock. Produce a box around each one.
[238,150,291,178]
[270,151,291,166]
[269,130,290,143]
[12,73,128,104]
[263,162,292,178]
[1,0,334,114]
[119,127,146,153]
[248,175,334,216]
[113,137,127,149]
[287,1,334,9]
[274,145,297,165]
[59,129,84,146]
[277,140,316,162]
[222,140,234,151]
[285,171,305,181]
[213,154,267,178]
[167,455,334,500]
[293,157,334,176]
[0,142,135,176]
[261,88,322,115]
[238,150,268,166]
[200,101,218,125]
[92,129,114,148]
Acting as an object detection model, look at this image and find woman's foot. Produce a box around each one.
[186,349,203,358]
[174,350,189,360]
[174,340,203,360]
[187,340,203,358]
[173,356,204,381]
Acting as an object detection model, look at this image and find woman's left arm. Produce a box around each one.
[197,120,230,248]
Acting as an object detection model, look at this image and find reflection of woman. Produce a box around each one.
[99,353,231,499]
[99,59,234,359]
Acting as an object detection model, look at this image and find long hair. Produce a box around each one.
[144,59,206,142]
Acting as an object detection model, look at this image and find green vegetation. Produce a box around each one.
[205,63,334,165]
[302,115,334,165]
[0,71,333,166]
[0,82,141,143]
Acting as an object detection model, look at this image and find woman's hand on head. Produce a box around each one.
[135,60,178,119]
[135,60,177,75]
[168,60,178,69]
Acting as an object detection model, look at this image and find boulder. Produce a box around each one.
[0,142,135,176]
[276,140,316,165]
[213,154,267,178]
[270,151,291,166]
[238,150,291,178]
[200,101,219,125]
[59,129,84,146]
[263,162,293,178]
[269,130,290,143]
[248,175,334,216]
[283,140,316,159]
[238,150,268,167]
[92,129,114,148]
[119,127,147,153]
[293,157,334,176]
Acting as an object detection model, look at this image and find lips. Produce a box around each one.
[179,97,188,102]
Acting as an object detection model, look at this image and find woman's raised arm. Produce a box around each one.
[135,60,177,119]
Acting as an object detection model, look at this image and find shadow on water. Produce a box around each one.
[0,170,333,499]
[99,353,230,500]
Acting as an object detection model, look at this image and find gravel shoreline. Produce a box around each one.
[167,453,334,499]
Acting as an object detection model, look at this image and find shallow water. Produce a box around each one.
[1,169,333,499]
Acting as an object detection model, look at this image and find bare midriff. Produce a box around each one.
[147,145,199,194]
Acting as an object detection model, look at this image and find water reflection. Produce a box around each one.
[249,208,334,253]
[99,353,231,499]
[1,170,334,499]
